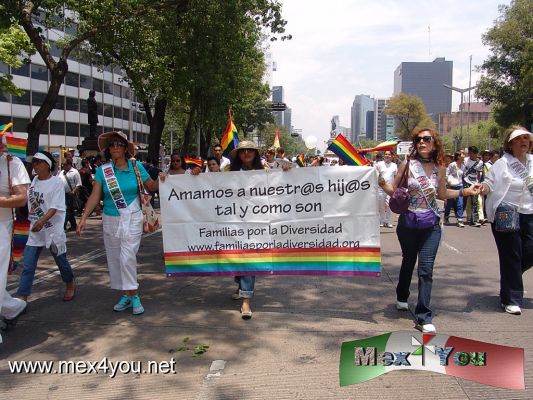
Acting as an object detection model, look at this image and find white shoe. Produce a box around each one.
[386,223,393,228]
[502,304,521,315]
[417,323,436,333]
[396,301,409,311]
[379,223,384,227]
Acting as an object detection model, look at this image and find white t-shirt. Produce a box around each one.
[375,160,397,183]
[59,168,82,193]
[0,155,31,222]
[462,157,483,185]
[205,156,230,173]
[26,176,66,247]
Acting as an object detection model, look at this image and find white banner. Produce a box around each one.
[160,167,381,277]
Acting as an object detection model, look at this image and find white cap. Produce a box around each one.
[508,129,532,142]
[31,152,53,168]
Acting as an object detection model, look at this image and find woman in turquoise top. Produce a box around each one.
[77,131,159,315]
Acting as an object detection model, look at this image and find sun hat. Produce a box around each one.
[29,152,53,168]
[508,129,532,142]
[229,140,260,159]
[98,130,136,155]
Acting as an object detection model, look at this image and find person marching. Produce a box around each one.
[16,152,76,302]
[444,151,466,227]
[375,150,398,227]
[379,128,480,333]
[77,131,159,315]
[481,126,533,315]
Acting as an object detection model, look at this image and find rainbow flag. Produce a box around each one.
[10,219,30,273]
[220,110,239,157]
[295,153,305,167]
[0,122,13,134]
[184,157,203,169]
[5,136,27,160]
[340,331,524,390]
[328,134,369,166]
[273,128,280,150]
[165,247,381,277]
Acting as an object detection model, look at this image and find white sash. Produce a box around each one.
[102,162,127,211]
[506,155,533,196]
[410,160,439,216]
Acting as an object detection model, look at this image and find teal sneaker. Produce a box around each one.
[131,295,144,315]
[113,295,131,312]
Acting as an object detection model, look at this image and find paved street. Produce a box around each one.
[1,214,532,399]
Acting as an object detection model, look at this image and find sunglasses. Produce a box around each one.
[239,148,256,153]
[109,140,127,148]
[172,159,181,163]
[414,136,433,144]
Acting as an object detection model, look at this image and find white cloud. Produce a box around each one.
[270,0,507,150]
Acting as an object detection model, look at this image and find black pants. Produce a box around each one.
[65,194,77,229]
[491,213,533,306]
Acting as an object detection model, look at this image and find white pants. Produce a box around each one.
[378,189,392,225]
[0,219,27,319]
[102,210,143,291]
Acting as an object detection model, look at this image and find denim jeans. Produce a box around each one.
[234,276,255,298]
[444,185,464,221]
[17,245,74,296]
[491,213,533,306]
[65,194,77,229]
[396,214,442,324]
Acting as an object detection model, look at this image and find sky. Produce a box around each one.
[269,0,509,151]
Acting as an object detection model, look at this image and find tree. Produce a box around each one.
[256,124,306,156]
[384,93,436,139]
[477,0,533,130]
[441,115,504,153]
[0,22,34,95]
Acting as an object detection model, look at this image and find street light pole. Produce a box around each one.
[443,83,476,151]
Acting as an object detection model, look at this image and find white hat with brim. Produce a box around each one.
[229,140,260,159]
[98,131,136,156]
[508,129,532,142]
[29,152,53,169]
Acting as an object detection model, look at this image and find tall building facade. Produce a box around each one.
[374,98,395,141]
[393,57,453,121]
[351,94,375,142]
[271,85,291,133]
[0,14,149,151]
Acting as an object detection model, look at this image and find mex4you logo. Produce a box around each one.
[339,331,524,390]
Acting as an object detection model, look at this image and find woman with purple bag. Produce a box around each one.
[379,128,480,333]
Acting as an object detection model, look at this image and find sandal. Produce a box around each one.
[240,307,252,320]
[63,281,76,302]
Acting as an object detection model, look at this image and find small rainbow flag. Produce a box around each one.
[295,153,305,167]
[273,128,281,150]
[184,157,203,169]
[0,122,13,134]
[5,136,27,161]
[221,109,239,157]
[328,134,369,166]
[10,218,30,273]
[165,247,381,277]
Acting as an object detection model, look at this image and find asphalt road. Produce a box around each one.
[0,214,531,399]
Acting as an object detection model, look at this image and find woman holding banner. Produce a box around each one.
[168,153,190,175]
[77,131,160,316]
[379,128,480,333]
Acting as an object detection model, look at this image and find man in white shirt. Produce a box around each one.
[207,144,230,173]
[59,158,81,231]
[0,147,30,343]
[375,151,398,227]
[462,146,485,227]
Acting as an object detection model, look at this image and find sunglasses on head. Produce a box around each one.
[414,135,433,144]
[109,140,127,148]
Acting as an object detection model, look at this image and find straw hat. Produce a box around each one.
[98,131,136,156]
[229,140,260,159]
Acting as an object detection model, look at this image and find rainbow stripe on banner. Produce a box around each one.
[5,136,27,160]
[184,157,203,169]
[328,134,369,166]
[10,219,30,272]
[165,247,381,277]
[295,153,305,167]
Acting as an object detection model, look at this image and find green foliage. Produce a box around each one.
[171,336,209,357]
[440,114,505,153]
[476,0,533,129]
[384,93,436,139]
[0,23,34,95]
[256,124,307,157]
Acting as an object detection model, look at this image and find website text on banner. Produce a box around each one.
[159,167,381,277]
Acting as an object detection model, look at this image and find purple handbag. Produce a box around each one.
[389,161,410,214]
[404,210,439,229]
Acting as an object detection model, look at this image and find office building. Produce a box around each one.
[374,98,395,141]
[271,85,291,132]
[351,94,375,142]
[438,102,493,135]
[393,57,453,121]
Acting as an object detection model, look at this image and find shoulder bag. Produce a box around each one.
[389,161,410,214]
[403,161,440,230]
[132,160,160,233]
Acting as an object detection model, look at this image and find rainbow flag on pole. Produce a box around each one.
[4,136,27,161]
[0,122,13,134]
[10,219,30,273]
[220,109,239,157]
[273,128,280,150]
[328,134,369,166]
[184,157,203,169]
[295,153,305,167]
